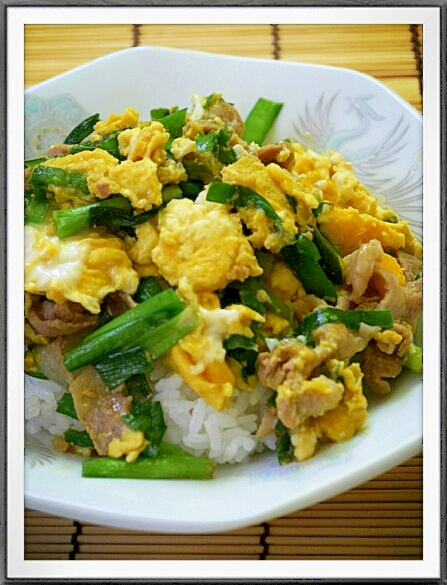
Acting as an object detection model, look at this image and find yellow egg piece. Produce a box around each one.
[24,225,139,314]
[152,198,262,292]
[317,206,406,256]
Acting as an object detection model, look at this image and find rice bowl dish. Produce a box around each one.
[22,47,424,532]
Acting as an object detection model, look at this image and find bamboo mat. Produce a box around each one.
[23,23,423,561]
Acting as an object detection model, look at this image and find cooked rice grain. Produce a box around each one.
[25,375,73,436]
[152,372,275,464]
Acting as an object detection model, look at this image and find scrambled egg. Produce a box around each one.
[43,120,174,212]
[92,106,140,137]
[220,155,302,252]
[292,145,387,217]
[125,219,160,277]
[291,361,367,461]
[266,261,326,320]
[24,225,139,314]
[166,284,264,410]
[317,206,407,256]
[151,198,263,292]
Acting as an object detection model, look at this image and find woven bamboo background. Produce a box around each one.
[24,23,423,561]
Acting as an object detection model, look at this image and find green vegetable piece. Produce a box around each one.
[94,345,153,389]
[275,420,295,465]
[224,335,258,382]
[294,307,394,346]
[158,108,188,142]
[138,305,200,361]
[24,187,51,224]
[206,182,283,231]
[24,369,48,380]
[281,241,337,303]
[312,201,334,218]
[63,113,100,145]
[24,198,50,224]
[157,442,198,458]
[133,277,164,303]
[403,343,423,374]
[82,452,216,480]
[224,276,292,322]
[25,156,58,168]
[179,179,203,200]
[294,233,321,261]
[67,129,126,160]
[195,131,216,153]
[122,207,160,228]
[67,142,94,155]
[182,160,215,183]
[311,227,344,285]
[162,184,183,203]
[53,195,132,238]
[64,428,94,448]
[97,130,124,159]
[195,127,236,165]
[126,373,152,402]
[216,125,237,164]
[122,401,166,458]
[223,334,258,352]
[29,165,89,195]
[151,107,170,120]
[263,289,293,322]
[239,290,266,316]
[56,392,78,419]
[267,390,277,408]
[242,97,284,145]
[63,288,185,371]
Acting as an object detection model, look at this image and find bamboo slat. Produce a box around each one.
[24,509,76,560]
[138,24,273,59]
[269,524,422,534]
[76,523,264,559]
[24,553,73,560]
[376,76,422,112]
[23,544,74,554]
[266,548,422,559]
[80,524,263,536]
[77,534,263,545]
[76,543,264,555]
[278,24,418,77]
[269,506,423,521]
[74,553,259,560]
[327,489,422,503]
[24,24,134,88]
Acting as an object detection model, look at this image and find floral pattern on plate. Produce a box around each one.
[292,92,422,239]
[25,94,90,159]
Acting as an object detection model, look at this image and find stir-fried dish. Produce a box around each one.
[24,93,423,479]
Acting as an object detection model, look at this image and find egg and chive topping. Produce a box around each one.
[25,92,422,467]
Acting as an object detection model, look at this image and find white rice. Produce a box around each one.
[25,375,75,437]
[24,361,277,465]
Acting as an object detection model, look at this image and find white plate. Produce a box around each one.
[24,46,423,533]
